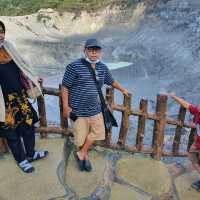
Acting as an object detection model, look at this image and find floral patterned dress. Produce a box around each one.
[1,90,36,129]
[0,60,38,134]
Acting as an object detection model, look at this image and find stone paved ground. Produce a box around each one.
[0,137,200,200]
[0,138,65,200]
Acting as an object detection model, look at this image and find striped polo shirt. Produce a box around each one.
[62,58,114,117]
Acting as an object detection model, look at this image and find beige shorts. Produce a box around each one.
[70,112,105,147]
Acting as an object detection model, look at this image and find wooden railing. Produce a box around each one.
[0,85,196,160]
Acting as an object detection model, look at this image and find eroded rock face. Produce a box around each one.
[1,1,200,101]
[0,3,146,72]
[150,0,200,103]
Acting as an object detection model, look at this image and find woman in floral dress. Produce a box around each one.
[0,21,48,173]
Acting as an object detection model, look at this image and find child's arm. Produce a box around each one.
[166,93,190,109]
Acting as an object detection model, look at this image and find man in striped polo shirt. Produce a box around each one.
[61,38,128,172]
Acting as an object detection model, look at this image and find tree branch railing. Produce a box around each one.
[0,86,196,160]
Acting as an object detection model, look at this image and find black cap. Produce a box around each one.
[84,38,102,49]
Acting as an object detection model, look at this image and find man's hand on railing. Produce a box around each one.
[111,81,129,97]
[121,88,129,97]
[63,106,72,119]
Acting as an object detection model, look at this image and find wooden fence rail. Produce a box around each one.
[0,86,196,159]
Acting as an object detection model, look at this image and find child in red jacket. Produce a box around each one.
[167,93,200,192]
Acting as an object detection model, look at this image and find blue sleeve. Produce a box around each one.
[104,65,114,86]
[62,64,77,89]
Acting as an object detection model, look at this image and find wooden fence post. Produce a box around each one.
[37,82,47,138]
[59,84,68,137]
[136,99,148,151]
[117,93,132,147]
[172,106,186,154]
[187,127,196,152]
[105,87,114,145]
[152,94,167,160]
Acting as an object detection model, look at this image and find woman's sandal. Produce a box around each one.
[27,150,49,162]
[18,160,34,173]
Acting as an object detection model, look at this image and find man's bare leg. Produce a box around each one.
[77,136,94,160]
[75,136,93,171]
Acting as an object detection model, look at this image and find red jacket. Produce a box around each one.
[189,104,200,150]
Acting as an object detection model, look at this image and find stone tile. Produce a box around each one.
[116,156,171,196]
[0,138,65,200]
[158,192,174,200]
[175,171,200,200]
[110,183,151,200]
[167,162,185,177]
[65,150,107,198]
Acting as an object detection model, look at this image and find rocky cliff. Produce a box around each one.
[1,0,200,105]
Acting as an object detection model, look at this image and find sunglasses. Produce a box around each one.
[87,47,101,52]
